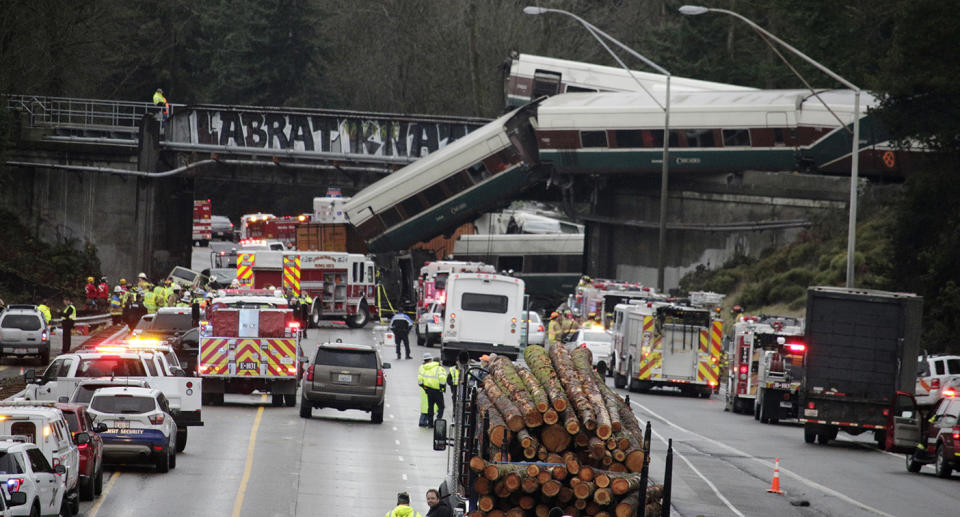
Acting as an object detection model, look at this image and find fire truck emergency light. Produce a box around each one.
[785,343,806,353]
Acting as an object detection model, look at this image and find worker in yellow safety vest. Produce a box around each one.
[417,353,447,427]
[547,312,562,348]
[109,286,124,325]
[143,286,158,314]
[561,309,578,341]
[385,492,421,517]
[137,272,150,291]
[447,363,461,406]
[37,303,52,324]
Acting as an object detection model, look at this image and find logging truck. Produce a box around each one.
[611,301,722,398]
[433,347,658,515]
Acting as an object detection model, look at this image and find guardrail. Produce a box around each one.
[49,313,113,329]
[4,94,160,131]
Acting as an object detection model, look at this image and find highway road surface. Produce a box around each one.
[2,323,955,516]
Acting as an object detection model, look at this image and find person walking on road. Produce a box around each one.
[390,312,414,359]
[385,492,422,517]
[60,297,76,354]
[425,489,452,517]
[417,353,446,427]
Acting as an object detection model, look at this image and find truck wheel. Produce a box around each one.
[70,490,79,515]
[176,427,188,452]
[906,453,923,473]
[817,428,834,445]
[284,394,297,407]
[753,398,760,420]
[41,350,50,365]
[614,371,626,389]
[156,447,170,473]
[271,394,284,407]
[299,395,312,418]
[346,303,370,328]
[804,423,817,443]
[371,402,384,423]
[875,429,887,450]
[416,327,425,346]
[935,444,953,478]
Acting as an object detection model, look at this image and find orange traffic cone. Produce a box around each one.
[766,457,784,494]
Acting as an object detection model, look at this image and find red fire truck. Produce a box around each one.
[198,289,302,406]
[238,250,377,328]
[192,199,212,245]
[244,215,308,248]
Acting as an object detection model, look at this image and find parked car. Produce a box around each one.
[904,393,960,477]
[0,306,51,364]
[916,354,960,406]
[87,387,177,473]
[416,303,443,346]
[300,342,390,423]
[519,311,545,347]
[53,403,105,501]
[567,328,614,376]
[67,378,152,407]
[0,439,65,517]
[210,215,235,240]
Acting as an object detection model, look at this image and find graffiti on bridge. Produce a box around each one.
[189,110,481,158]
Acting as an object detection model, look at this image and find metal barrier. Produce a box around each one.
[4,94,164,132]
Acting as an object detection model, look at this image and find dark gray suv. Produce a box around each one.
[0,305,51,363]
[300,342,389,423]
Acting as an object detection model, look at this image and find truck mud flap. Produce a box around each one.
[172,409,204,427]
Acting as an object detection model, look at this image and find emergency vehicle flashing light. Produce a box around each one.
[5,478,22,492]
[95,345,127,354]
[943,387,957,398]
[287,321,301,330]
[785,343,806,353]
[739,365,748,374]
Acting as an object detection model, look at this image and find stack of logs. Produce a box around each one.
[466,344,664,517]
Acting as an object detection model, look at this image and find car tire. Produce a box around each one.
[345,303,369,329]
[94,467,103,495]
[804,423,817,444]
[156,447,170,473]
[271,394,284,407]
[58,496,70,517]
[935,444,953,478]
[299,395,312,419]
[176,426,188,452]
[70,491,79,515]
[371,402,384,424]
[416,328,425,346]
[79,475,95,501]
[906,453,923,473]
[170,448,177,469]
[284,394,297,407]
[29,501,40,517]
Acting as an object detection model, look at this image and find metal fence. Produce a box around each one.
[4,94,159,131]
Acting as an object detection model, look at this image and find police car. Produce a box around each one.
[0,438,65,516]
[0,403,79,515]
[86,387,178,473]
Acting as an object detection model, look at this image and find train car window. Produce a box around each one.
[532,69,562,97]
[529,255,559,273]
[722,129,751,147]
[686,129,717,148]
[400,195,425,217]
[379,206,404,228]
[422,183,447,205]
[580,131,607,148]
[773,128,785,146]
[466,162,491,184]
[497,256,523,272]
[613,130,644,148]
[649,130,680,147]
[565,85,598,93]
[444,171,473,194]
[561,255,583,272]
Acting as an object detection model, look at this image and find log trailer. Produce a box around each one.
[612,301,722,397]
[723,315,806,423]
[198,289,303,406]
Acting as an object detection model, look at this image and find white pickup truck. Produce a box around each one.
[21,346,203,451]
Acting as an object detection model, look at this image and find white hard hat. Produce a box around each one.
[114,286,122,293]
[423,353,433,361]
[138,272,147,279]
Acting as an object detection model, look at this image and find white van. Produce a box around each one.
[440,273,525,364]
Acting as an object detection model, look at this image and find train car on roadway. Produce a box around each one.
[344,102,542,253]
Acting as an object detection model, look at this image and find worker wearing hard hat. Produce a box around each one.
[84,276,98,311]
[561,309,578,341]
[417,353,447,428]
[547,312,562,348]
[109,286,124,325]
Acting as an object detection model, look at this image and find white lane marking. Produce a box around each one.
[390,414,395,419]
[87,472,120,517]
[402,474,408,480]
[395,440,400,445]
[398,456,404,461]
[630,399,898,517]
[393,426,398,431]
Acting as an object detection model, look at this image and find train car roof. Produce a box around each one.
[512,53,757,93]
[344,106,525,222]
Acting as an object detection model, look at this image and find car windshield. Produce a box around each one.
[77,358,147,377]
[146,313,194,332]
[1,314,42,331]
[581,331,612,343]
[90,395,156,414]
[315,348,377,369]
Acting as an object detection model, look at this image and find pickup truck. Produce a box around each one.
[21,346,202,452]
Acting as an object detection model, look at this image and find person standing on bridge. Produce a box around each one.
[60,297,76,354]
[153,88,169,122]
[385,492,422,517]
[390,311,414,360]
[84,276,98,312]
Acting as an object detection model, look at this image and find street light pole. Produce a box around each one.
[523,6,672,293]
[680,5,862,288]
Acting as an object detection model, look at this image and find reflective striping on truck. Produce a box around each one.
[199,337,297,378]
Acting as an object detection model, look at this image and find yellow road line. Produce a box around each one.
[232,394,267,517]
[87,472,120,517]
